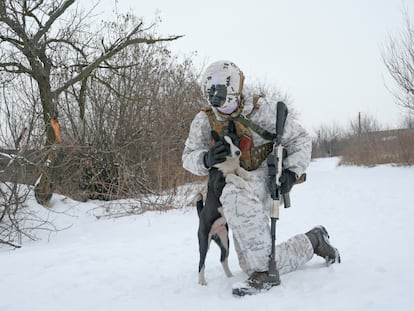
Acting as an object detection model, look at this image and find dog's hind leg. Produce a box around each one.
[213,232,233,278]
[211,219,233,278]
[198,225,210,285]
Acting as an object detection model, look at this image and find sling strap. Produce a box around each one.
[233,114,276,141]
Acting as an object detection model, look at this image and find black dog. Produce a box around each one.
[196,121,250,285]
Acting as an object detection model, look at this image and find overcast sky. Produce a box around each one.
[91,0,413,134]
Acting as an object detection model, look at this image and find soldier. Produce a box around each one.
[182,60,340,296]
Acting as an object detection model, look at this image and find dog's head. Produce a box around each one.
[211,120,241,161]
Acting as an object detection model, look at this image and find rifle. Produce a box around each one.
[266,101,289,285]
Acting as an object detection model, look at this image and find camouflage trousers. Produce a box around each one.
[221,168,314,275]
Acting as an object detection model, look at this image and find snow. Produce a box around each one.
[1,157,414,310]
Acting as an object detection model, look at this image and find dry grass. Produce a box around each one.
[339,129,414,166]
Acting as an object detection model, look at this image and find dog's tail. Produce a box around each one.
[192,193,204,217]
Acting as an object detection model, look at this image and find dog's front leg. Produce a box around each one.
[236,167,251,181]
[225,173,249,190]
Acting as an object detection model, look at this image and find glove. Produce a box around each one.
[279,170,297,194]
[203,141,228,169]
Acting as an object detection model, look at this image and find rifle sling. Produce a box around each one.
[232,114,277,141]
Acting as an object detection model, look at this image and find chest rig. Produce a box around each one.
[202,105,274,171]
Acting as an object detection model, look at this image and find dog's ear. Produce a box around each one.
[226,120,239,146]
[211,130,220,143]
[228,120,236,135]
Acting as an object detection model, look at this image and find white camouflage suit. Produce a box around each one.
[182,61,314,276]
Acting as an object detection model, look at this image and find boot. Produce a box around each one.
[232,271,280,296]
[306,226,341,264]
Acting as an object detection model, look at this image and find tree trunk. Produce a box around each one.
[34,77,59,206]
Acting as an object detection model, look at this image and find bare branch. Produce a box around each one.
[44,37,88,59]
[0,34,25,50]
[383,9,414,112]
[0,1,29,42]
[89,73,142,101]
[0,61,31,74]
[23,0,44,29]
[53,34,183,96]
[0,239,22,248]
[32,0,76,44]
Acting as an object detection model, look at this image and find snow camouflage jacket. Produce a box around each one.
[182,97,312,178]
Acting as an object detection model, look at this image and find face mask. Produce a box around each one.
[208,84,239,115]
[217,97,238,114]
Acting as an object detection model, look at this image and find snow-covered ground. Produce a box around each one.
[1,157,413,311]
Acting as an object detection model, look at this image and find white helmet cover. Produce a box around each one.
[201,60,243,114]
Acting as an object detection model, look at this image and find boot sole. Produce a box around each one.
[318,226,341,264]
[232,280,280,297]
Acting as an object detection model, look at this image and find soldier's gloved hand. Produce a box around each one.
[279,170,297,194]
[203,141,228,169]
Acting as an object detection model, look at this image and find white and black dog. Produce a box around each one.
[196,120,250,285]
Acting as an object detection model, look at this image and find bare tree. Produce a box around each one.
[349,112,382,135]
[0,0,181,205]
[243,80,295,118]
[48,13,204,200]
[313,123,345,157]
[383,8,414,113]
[401,111,414,128]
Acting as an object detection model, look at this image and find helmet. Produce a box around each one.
[201,60,244,115]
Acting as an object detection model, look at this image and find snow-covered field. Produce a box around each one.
[1,157,413,311]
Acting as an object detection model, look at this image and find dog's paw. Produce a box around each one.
[236,167,251,181]
[226,174,250,190]
[198,277,208,286]
[199,269,208,286]
[241,182,253,192]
